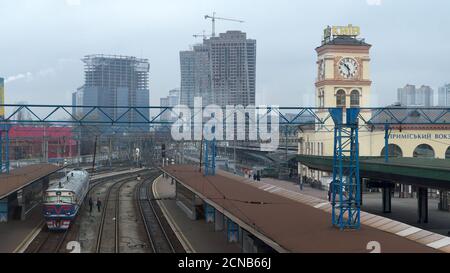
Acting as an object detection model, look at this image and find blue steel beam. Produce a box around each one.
[1,104,327,125]
[2,104,450,126]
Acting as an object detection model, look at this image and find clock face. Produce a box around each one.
[338,57,358,79]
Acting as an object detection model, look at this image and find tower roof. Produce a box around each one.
[316,35,371,54]
[322,35,371,46]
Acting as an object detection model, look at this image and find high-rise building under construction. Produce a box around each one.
[72,55,150,124]
[180,31,256,108]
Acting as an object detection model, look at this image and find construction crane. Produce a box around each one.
[204,12,244,37]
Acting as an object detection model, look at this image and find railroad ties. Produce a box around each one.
[25,169,184,253]
[137,174,183,253]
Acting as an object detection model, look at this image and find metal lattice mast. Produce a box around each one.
[203,124,217,176]
[330,108,361,229]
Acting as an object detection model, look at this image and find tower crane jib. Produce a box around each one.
[204,12,244,37]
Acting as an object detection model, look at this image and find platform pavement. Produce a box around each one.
[257,177,450,236]
[153,175,241,253]
[0,204,44,253]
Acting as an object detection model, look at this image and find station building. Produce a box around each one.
[298,25,450,190]
[9,126,78,161]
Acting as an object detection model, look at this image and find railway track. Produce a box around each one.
[95,178,128,253]
[25,168,183,253]
[24,169,147,253]
[137,173,184,253]
[94,172,156,253]
[24,227,68,253]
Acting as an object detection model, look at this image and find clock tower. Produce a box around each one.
[315,25,372,125]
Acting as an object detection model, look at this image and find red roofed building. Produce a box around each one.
[8,126,78,160]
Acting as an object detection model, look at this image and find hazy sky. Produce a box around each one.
[1,0,449,108]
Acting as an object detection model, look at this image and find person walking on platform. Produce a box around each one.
[88,197,93,215]
[96,198,102,213]
[328,181,334,202]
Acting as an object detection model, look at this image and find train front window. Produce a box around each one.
[45,196,58,203]
[60,196,73,203]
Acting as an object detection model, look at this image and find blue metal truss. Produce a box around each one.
[2,104,450,126]
[330,108,361,230]
[2,103,450,230]
[360,107,450,125]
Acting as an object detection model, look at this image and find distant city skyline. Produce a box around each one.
[397,84,434,107]
[1,0,450,108]
[438,84,450,107]
[160,88,180,122]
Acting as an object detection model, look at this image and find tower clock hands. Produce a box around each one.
[343,63,351,77]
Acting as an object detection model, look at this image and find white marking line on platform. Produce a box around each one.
[282,191,299,197]
[427,237,450,249]
[263,186,276,191]
[13,220,45,253]
[396,227,422,237]
[269,188,281,193]
[314,202,330,209]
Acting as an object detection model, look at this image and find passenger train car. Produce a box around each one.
[43,169,90,230]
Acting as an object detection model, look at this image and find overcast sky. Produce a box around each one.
[1,0,449,108]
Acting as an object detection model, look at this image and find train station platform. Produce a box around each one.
[297,155,450,224]
[153,175,241,253]
[161,165,450,253]
[0,164,62,200]
[0,205,44,252]
[0,164,63,223]
[297,155,450,189]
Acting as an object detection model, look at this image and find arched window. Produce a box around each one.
[446,147,450,159]
[413,144,435,158]
[336,89,346,107]
[350,90,360,107]
[318,89,325,107]
[380,144,403,157]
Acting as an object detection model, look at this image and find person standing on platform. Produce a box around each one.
[328,181,334,202]
[88,197,93,215]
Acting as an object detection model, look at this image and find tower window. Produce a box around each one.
[336,89,346,107]
[350,90,360,107]
[318,89,325,107]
